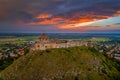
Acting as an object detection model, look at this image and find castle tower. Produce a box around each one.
[39,33,49,40]
[39,33,50,43]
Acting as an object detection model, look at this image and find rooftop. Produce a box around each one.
[39,33,49,40]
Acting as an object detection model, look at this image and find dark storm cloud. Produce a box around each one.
[0,0,66,23]
[52,0,120,18]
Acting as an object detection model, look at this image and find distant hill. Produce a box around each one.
[0,46,120,80]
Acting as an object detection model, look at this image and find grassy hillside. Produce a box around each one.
[0,46,120,80]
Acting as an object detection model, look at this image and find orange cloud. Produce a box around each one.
[58,13,110,29]
[29,16,64,25]
[58,10,120,29]
[36,13,52,19]
[113,10,120,16]
[28,10,120,31]
[29,13,110,29]
[31,19,57,25]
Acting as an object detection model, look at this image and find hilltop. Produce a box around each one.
[0,46,120,80]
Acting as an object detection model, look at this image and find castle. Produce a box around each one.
[30,33,91,51]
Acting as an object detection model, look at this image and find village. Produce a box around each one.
[95,40,120,60]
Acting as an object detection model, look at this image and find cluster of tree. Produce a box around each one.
[0,47,29,72]
[0,58,14,72]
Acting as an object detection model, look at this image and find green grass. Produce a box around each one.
[0,46,120,80]
[0,38,25,44]
[0,44,9,50]
[75,38,109,44]
[91,38,109,44]
[16,36,38,41]
[0,36,38,44]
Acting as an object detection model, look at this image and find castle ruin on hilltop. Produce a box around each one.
[30,33,92,51]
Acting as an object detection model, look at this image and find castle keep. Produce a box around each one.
[30,34,90,51]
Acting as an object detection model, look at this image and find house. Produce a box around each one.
[106,51,114,58]
[18,49,25,55]
[114,53,120,60]
[10,53,18,58]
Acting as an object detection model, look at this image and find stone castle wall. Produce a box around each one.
[30,34,91,51]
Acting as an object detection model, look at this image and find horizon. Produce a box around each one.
[0,30,120,34]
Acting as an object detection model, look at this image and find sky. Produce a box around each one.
[0,0,120,33]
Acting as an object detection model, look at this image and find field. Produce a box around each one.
[0,36,38,43]
[0,36,38,50]
[65,38,109,44]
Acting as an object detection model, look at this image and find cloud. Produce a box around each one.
[0,0,66,23]
[36,14,52,19]
[113,23,120,25]
[28,10,119,29]
[0,0,120,32]
[113,10,120,17]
